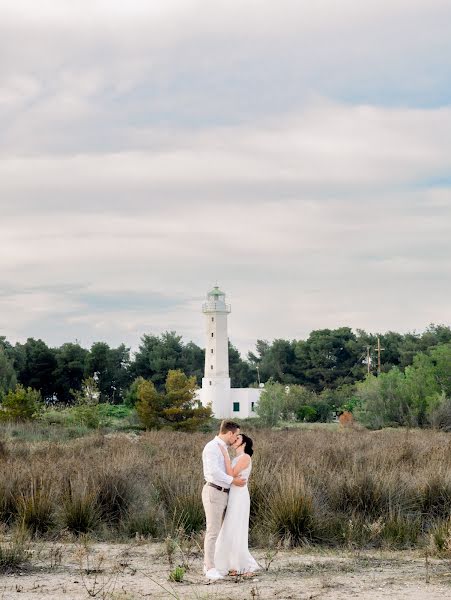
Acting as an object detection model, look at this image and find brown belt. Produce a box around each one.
[207,482,230,494]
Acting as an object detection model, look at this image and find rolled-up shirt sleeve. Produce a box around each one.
[203,441,233,487]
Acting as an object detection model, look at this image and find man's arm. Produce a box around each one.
[231,454,250,477]
[203,444,233,487]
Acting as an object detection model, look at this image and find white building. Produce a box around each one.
[198,286,262,419]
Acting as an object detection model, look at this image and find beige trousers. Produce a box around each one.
[202,483,228,570]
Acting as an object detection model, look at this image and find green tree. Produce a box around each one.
[280,384,317,421]
[248,339,297,384]
[72,376,100,406]
[0,384,42,421]
[14,338,57,400]
[124,376,145,408]
[162,370,212,431]
[229,342,255,387]
[53,343,88,403]
[180,341,204,385]
[135,379,161,429]
[428,343,451,397]
[132,332,184,389]
[135,370,212,431]
[0,347,17,398]
[255,381,286,427]
[295,328,364,391]
[86,342,131,403]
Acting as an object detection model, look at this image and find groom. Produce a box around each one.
[202,420,246,580]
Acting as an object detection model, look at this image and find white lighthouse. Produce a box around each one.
[199,286,262,419]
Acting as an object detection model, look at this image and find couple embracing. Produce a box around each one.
[201,420,260,580]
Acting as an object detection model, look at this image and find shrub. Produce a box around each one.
[265,469,316,545]
[0,533,30,573]
[421,475,451,519]
[380,513,421,548]
[0,385,42,421]
[61,478,100,534]
[169,565,185,582]
[430,517,451,554]
[70,405,110,429]
[0,480,17,525]
[255,382,286,427]
[428,394,451,431]
[328,472,389,518]
[17,478,54,535]
[123,506,162,538]
[96,471,132,524]
[153,468,204,535]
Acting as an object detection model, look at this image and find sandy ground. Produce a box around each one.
[1,541,451,600]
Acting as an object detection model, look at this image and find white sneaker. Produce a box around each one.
[205,568,224,580]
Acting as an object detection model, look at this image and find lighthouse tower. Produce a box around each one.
[201,286,232,417]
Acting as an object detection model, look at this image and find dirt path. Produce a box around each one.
[1,542,450,600]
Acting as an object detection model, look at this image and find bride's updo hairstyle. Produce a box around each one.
[240,434,254,457]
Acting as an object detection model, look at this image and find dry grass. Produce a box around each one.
[1,426,451,550]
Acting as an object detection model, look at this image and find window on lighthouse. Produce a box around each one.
[211,349,214,354]
[211,332,214,338]
[210,365,213,370]
[211,317,214,322]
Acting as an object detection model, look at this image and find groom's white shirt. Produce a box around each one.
[202,436,233,488]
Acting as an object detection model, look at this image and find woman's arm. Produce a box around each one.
[219,444,233,476]
[219,446,250,476]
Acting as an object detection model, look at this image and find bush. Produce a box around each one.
[0,533,30,573]
[380,514,421,548]
[0,479,18,525]
[265,469,316,545]
[17,478,54,535]
[328,472,390,518]
[421,475,451,519]
[96,471,132,524]
[70,405,103,429]
[153,469,204,535]
[61,478,100,534]
[169,565,185,582]
[428,394,451,431]
[0,385,42,421]
[255,382,286,427]
[123,506,162,538]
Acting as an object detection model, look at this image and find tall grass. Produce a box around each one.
[1,426,451,548]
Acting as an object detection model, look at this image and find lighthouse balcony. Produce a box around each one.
[202,301,231,313]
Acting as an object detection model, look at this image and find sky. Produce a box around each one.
[1,0,451,356]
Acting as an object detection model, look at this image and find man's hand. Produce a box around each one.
[232,476,246,487]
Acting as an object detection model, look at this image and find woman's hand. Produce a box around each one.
[219,445,229,459]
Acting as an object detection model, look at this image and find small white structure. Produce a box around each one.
[199,286,262,419]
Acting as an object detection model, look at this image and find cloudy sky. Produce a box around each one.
[1,0,450,356]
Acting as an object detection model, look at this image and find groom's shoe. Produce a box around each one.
[204,567,224,580]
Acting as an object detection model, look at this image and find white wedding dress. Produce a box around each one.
[214,456,260,576]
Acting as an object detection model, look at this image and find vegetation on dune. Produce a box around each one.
[0,427,451,553]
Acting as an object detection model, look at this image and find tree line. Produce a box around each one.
[1,324,450,406]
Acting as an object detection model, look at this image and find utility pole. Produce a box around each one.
[376,337,385,375]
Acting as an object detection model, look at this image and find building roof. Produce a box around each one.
[208,286,225,297]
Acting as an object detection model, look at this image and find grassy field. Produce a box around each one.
[1,421,451,556]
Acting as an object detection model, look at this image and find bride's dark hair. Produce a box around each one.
[240,434,254,457]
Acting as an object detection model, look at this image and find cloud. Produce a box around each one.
[0,2,450,354]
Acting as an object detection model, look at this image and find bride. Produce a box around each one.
[214,433,260,576]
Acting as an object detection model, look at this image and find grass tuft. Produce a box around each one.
[17,477,54,535]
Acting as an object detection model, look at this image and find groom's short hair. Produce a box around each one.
[219,420,240,434]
